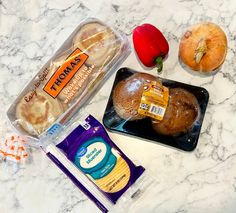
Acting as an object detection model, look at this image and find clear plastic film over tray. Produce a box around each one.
[7,18,130,141]
[103,68,209,151]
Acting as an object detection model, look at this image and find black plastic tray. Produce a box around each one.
[102,68,209,151]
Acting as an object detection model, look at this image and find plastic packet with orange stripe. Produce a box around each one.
[0,134,29,163]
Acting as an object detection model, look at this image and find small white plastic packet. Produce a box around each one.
[0,115,30,163]
[0,134,29,163]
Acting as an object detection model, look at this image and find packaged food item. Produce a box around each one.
[15,91,65,136]
[151,88,199,136]
[7,18,130,140]
[43,115,151,213]
[138,80,169,121]
[179,22,227,73]
[72,22,119,67]
[113,73,157,120]
[0,134,29,163]
[103,68,209,151]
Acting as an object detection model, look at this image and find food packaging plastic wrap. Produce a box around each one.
[5,17,157,213]
[103,68,209,151]
[42,114,154,213]
[0,115,30,163]
[7,18,131,142]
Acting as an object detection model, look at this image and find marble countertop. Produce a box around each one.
[1,0,236,212]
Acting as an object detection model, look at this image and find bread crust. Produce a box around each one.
[113,73,157,120]
[73,22,119,67]
[16,91,64,135]
[152,88,199,135]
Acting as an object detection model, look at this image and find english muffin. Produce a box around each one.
[16,91,64,135]
[72,22,120,67]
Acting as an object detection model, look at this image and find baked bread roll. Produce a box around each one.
[151,88,199,135]
[113,73,157,120]
[72,22,119,67]
[16,91,64,135]
[179,22,227,72]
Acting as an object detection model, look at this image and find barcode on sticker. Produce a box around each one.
[149,104,165,117]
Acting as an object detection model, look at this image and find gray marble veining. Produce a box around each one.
[1,0,236,212]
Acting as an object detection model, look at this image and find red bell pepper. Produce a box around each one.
[133,23,169,72]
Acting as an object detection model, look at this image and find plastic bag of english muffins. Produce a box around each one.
[43,114,156,213]
[7,18,131,141]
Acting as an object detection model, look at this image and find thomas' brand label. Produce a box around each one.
[60,65,94,104]
[43,48,88,98]
[138,81,169,120]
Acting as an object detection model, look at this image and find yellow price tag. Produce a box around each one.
[138,81,169,120]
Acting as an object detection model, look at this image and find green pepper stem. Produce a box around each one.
[155,56,163,73]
